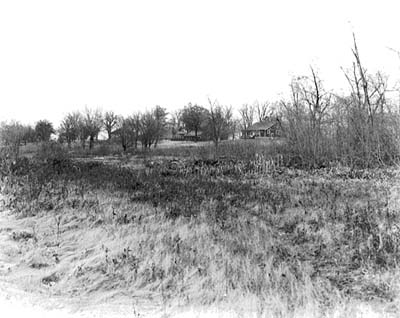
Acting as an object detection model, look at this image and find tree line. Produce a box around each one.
[1,34,400,167]
[0,100,235,154]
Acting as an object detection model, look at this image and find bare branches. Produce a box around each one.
[103,111,119,140]
[208,98,232,154]
[255,101,270,122]
[83,108,103,149]
[239,104,254,132]
[281,68,332,167]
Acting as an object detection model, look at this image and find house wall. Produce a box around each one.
[241,124,282,139]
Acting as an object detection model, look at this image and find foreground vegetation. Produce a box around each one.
[0,141,399,317]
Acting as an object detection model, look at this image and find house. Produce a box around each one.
[183,131,203,141]
[171,128,203,141]
[241,118,283,139]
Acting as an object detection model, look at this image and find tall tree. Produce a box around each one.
[170,110,183,136]
[239,103,255,136]
[153,105,168,147]
[21,125,36,145]
[281,68,331,167]
[138,106,167,148]
[181,103,208,139]
[59,112,81,148]
[229,118,241,140]
[341,33,390,166]
[83,108,103,149]
[139,111,158,148]
[35,120,55,142]
[207,98,232,154]
[115,114,141,151]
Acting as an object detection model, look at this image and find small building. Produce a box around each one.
[170,128,186,141]
[183,131,203,141]
[241,118,283,139]
[171,128,203,141]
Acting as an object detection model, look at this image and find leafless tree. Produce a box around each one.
[0,121,25,160]
[21,125,36,145]
[153,106,168,147]
[281,68,331,166]
[82,107,103,149]
[116,114,141,151]
[254,101,271,122]
[103,111,119,140]
[229,118,241,140]
[171,110,183,136]
[208,98,232,155]
[239,103,255,134]
[139,106,168,148]
[59,112,81,148]
[341,33,393,165]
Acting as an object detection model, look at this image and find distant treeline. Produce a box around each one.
[1,35,400,168]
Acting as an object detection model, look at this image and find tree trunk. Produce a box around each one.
[89,136,95,149]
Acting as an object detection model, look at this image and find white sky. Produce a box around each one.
[1,0,400,126]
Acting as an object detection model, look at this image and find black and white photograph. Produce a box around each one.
[1,1,400,317]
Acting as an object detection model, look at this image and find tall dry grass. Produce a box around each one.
[1,152,400,316]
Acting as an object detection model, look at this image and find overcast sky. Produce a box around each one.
[1,0,400,126]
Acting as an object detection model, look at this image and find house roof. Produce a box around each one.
[245,119,279,131]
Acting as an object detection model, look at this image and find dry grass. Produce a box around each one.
[1,149,400,317]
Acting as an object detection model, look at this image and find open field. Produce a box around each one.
[1,140,400,317]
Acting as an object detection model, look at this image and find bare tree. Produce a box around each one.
[139,111,158,148]
[255,101,270,122]
[77,115,89,149]
[342,33,391,165]
[138,106,167,148]
[59,112,81,148]
[0,121,25,160]
[302,67,331,163]
[21,125,36,145]
[229,118,241,140]
[208,98,232,155]
[170,110,183,136]
[281,68,331,167]
[103,111,119,140]
[130,113,141,149]
[153,106,168,147]
[83,108,103,149]
[115,114,141,151]
[239,103,255,134]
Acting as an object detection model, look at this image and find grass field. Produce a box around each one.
[1,140,400,317]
